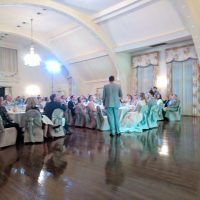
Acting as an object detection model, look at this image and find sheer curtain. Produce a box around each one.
[0,47,18,75]
[131,52,159,94]
[172,59,193,115]
[166,45,200,116]
[137,65,154,93]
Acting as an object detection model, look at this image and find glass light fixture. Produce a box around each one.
[24,19,41,67]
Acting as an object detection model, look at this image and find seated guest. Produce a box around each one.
[3,95,13,107]
[26,97,40,112]
[147,90,157,107]
[60,95,67,107]
[75,96,87,126]
[0,97,23,143]
[39,97,49,109]
[68,95,76,117]
[135,93,147,109]
[26,97,60,139]
[44,94,66,120]
[87,95,97,129]
[88,95,97,112]
[132,94,138,107]
[94,93,102,105]
[15,96,24,106]
[164,94,180,112]
[164,94,173,107]
[125,94,133,106]
[120,93,146,132]
[76,96,86,112]
[151,86,161,97]
[155,93,163,106]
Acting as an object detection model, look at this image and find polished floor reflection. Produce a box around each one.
[0,117,200,200]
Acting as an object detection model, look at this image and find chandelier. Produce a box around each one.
[24,19,41,67]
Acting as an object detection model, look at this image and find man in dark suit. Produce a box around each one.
[67,95,76,117]
[44,94,71,135]
[44,94,66,120]
[103,76,123,137]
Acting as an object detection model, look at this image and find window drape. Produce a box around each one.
[0,47,18,77]
[131,52,159,94]
[166,45,200,116]
[172,59,193,115]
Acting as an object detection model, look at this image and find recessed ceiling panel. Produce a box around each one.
[55,0,123,13]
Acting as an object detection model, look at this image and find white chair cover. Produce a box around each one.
[24,109,43,143]
[96,106,110,131]
[49,109,65,138]
[0,116,17,148]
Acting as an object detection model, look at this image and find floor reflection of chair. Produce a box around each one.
[136,128,159,163]
[0,146,19,185]
[147,105,158,129]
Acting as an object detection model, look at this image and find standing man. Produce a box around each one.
[103,76,123,137]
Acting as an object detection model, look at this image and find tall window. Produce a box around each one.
[172,59,193,115]
[0,47,18,80]
[166,45,200,116]
[131,52,159,94]
[137,65,154,94]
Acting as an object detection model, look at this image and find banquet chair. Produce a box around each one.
[49,109,65,138]
[147,105,158,129]
[96,106,110,131]
[66,108,75,126]
[165,106,181,121]
[85,107,97,129]
[138,105,149,130]
[0,116,17,148]
[24,109,44,143]
[74,106,86,127]
[157,103,164,121]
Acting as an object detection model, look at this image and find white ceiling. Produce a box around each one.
[0,0,192,84]
[0,5,78,41]
[55,0,123,13]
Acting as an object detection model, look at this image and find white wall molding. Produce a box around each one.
[84,79,108,84]
[93,0,157,23]
[115,29,190,52]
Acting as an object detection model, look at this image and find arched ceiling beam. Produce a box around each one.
[0,0,118,75]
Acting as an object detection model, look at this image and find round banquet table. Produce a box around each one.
[8,111,25,127]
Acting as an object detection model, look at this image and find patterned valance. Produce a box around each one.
[132,52,159,68]
[166,45,198,63]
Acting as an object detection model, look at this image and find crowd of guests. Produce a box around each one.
[121,87,180,112]
[0,87,180,143]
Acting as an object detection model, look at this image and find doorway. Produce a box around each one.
[0,87,12,98]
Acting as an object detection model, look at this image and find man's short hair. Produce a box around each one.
[50,94,56,102]
[109,76,115,82]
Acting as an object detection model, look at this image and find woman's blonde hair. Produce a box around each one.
[26,97,38,111]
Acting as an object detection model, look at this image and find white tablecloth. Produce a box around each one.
[8,112,25,127]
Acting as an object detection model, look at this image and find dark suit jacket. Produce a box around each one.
[0,105,13,126]
[68,101,76,116]
[44,101,66,119]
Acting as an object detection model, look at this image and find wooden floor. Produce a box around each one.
[0,117,200,200]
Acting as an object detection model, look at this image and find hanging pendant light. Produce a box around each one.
[24,18,41,67]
